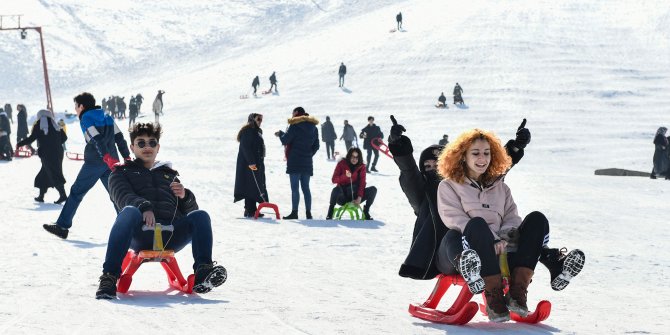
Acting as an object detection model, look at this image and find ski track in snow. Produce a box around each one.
[1,0,669,334]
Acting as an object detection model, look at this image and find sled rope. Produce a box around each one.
[251,169,267,203]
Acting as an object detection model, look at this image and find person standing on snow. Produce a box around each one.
[338,62,347,87]
[269,72,278,93]
[235,113,268,217]
[453,83,464,105]
[274,107,319,220]
[360,116,383,173]
[252,76,260,96]
[396,12,403,30]
[0,108,13,160]
[651,126,670,179]
[340,120,357,151]
[16,104,35,153]
[17,109,68,204]
[321,116,337,160]
[42,92,132,240]
[95,122,227,299]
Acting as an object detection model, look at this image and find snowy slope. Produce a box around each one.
[1,0,669,334]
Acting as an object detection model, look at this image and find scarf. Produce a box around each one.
[37,109,60,135]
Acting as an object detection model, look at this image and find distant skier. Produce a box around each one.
[153,90,165,124]
[269,72,278,93]
[340,120,357,151]
[437,92,447,108]
[338,62,347,87]
[252,76,260,96]
[396,12,403,30]
[453,83,464,105]
[321,116,337,160]
[651,126,670,179]
[438,134,449,146]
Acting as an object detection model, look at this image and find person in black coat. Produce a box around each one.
[321,116,337,159]
[437,92,447,108]
[360,116,384,172]
[235,113,268,217]
[396,12,403,30]
[275,106,320,219]
[651,127,670,179]
[4,103,12,124]
[17,109,68,203]
[96,122,227,299]
[16,104,35,153]
[338,62,347,87]
[252,76,260,96]
[453,83,464,105]
[0,109,13,160]
[269,72,278,93]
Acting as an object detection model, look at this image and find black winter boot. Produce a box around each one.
[54,185,68,205]
[95,273,118,299]
[283,210,298,220]
[539,247,585,291]
[43,224,68,239]
[305,211,313,219]
[326,204,335,220]
[193,262,227,294]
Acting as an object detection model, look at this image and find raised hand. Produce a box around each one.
[388,115,406,143]
[514,118,530,149]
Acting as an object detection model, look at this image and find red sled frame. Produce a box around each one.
[66,151,84,161]
[370,137,393,159]
[14,146,33,158]
[117,250,194,294]
[408,273,551,325]
[254,202,280,219]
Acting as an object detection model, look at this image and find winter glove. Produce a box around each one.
[505,139,524,166]
[387,115,406,144]
[274,130,284,137]
[102,153,120,172]
[514,119,531,149]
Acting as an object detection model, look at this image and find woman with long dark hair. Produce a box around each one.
[326,147,376,220]
[234,113,268,217]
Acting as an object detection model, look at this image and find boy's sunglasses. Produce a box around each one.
[136,139,158,148]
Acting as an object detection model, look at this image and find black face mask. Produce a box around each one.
[422,170,439,182]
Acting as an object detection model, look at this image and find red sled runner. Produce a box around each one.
[117,249,194,294]
[409,273,551,325]
[66,151,84,160]
[370,137,393,159]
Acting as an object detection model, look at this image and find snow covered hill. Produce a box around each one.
[1,0,669,334]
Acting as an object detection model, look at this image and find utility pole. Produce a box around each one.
[0,14,53,112]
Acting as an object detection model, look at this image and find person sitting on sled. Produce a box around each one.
[326,147,377,220]
[437,92,447,107]
[434,129,585,322]
[95,122,227,299]
[388,117,583,320]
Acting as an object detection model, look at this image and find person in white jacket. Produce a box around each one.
[435,129,584,322]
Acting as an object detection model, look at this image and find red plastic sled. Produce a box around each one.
[66,152,84,161]
[409,273,551,325]
[117,250,194,294]
[14,146,33,158]
[254,202,280,219]
[370,137,393,159]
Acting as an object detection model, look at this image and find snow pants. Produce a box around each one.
[102,206,214,275]
[435,211,550,276]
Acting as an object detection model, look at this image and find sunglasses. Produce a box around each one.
[256,117,263,122]
[135,139,158,148]
[350,155,359,159]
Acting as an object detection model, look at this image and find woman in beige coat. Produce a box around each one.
[435,129,584,322]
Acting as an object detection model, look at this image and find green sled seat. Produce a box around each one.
[332,202,366,220]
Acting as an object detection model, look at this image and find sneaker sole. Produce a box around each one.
[459,249,484,294]
[193,266,228,294]
[95,292,116,300]
[552,249,585,291]
[486,305,511,322]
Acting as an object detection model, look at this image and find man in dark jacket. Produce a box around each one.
[269,72,278,93]
[360,116,383,172]
[321,116,337,160]
[0,109,12,160]
[4,103,13,124]
[388,116,530,280]
[275,107,319,219]
[437,92,447,108]
[128,96,139,129]
[235,113,268,217]
[43,92,132,239]
[252,76,260,96]
[396,12,403,30]
[338,62,347,87]
[95,122,226,299]
[340,120,357,150]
